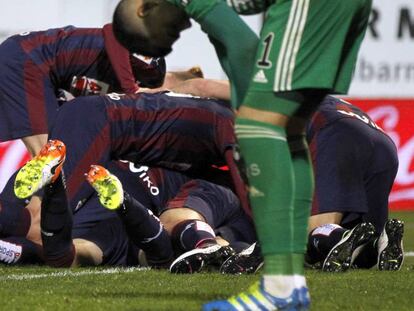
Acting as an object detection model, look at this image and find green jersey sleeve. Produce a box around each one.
[166,0,222,20]
[200,2,259,107]
[226,0,269,15]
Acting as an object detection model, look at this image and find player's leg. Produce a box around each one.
[234,98,320,310]
[216,203,261,276]
[307,212,345,266]
[0,171,32,238]
[307,118,376,271]
[41,173,76,267]
[204,1,372,310]
[287,102,324,285]
[0,236,43,265]
[308,213,376,272]
[12,139,74,267]
[355,132,403,271]
[22,134,49,158]
[163,209,218,251]
[86,165,174,268]
[166,213,235,274]
[14,139,66,200]
[161,180,240,273]
[72,239,104,266]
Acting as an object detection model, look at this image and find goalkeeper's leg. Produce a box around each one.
[203,91,324,311]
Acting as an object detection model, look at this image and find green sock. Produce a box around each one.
[289,136,314,275]
[235,117,294,275]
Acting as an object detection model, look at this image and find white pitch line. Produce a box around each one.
[0,266,149,281]
[1,253,414,282]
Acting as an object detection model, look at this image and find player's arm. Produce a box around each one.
[168,0,259,107]
[170,78,231,100]
[168,0,266,16]
[140,77,231,101]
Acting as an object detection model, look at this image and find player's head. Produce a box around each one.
[113,0,191,57]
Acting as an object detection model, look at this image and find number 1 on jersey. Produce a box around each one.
[257,33,274,68]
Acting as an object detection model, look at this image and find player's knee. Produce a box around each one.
[72,239,104,267]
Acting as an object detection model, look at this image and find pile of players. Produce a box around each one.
[0,1,405,310]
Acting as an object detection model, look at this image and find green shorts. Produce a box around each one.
[244,0,372,115]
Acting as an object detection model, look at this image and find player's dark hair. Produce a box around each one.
[112,0,173,57]
[112,0,149,54]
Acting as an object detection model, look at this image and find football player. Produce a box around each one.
[84,162,255,271]
[306,96,403,272]
[218,96,404,275]
[11,90,244,266]
[0,24,165,157]
[112,1,373,309]
[0,159,255,268]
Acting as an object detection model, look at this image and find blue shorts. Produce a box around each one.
[74,217,138,266]
[164,179,256,244]
[310,117,398,232]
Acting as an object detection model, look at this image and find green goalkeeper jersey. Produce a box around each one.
[166,0,272,20]
[226,0,272,14]
[166,0,222,21]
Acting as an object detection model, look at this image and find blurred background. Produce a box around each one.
[0,0,413,209]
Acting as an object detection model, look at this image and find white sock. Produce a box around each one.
[262,275,296,298]
[294,274,307,288]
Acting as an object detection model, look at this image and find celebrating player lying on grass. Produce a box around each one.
[85,163,255,271]
[4,77,402,272]
[10,90,249,264]
[151,92,404,275]
[13,91,238,211]
[136,79,403,275]
[0,157,255,268]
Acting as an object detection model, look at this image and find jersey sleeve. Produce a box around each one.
[167,0,267,16]
[200,2,259,107]
[226,0,268,15]
[102,23,140,94]
[167,0,222,20]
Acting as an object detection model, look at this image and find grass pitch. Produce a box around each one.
[0,211,413,311]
